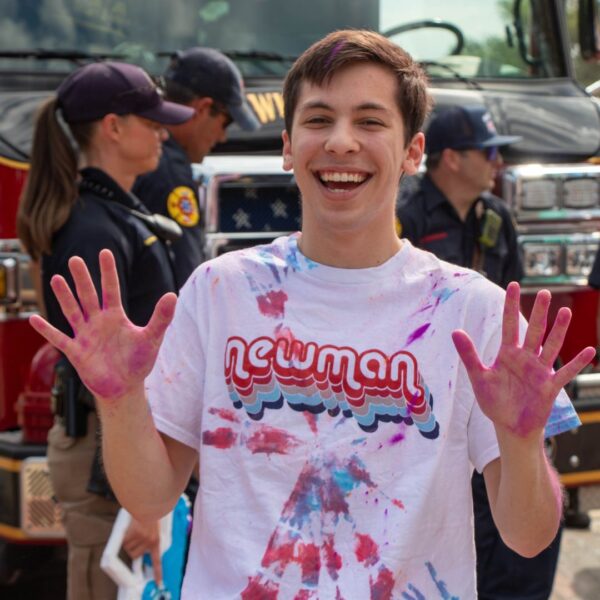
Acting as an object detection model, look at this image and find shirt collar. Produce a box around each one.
[79,167,148,213]
[421,175,450,213]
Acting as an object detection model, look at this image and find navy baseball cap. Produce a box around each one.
[57,62,194,125]
[164,47,260,131]
[425,106,522,154]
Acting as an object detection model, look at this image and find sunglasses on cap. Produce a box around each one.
[460,146,500,162]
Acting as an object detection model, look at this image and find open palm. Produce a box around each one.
[452,282,595,438]
[29,249,177,403]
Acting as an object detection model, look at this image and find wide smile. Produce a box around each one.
[313,169,372,195]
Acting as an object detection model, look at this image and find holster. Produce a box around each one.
[51,359,115,500]
[51,359,93,438]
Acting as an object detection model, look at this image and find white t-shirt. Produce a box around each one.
[146,235,578,600]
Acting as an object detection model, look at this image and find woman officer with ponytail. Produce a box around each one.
[17,62,194,600]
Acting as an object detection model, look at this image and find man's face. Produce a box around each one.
[455,146,502,195]
[282,63,423,239]
[188,99,231,163]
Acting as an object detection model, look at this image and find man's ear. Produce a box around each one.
[401,132,425,176]
[442,148,462,172]
[191,97,212,119]
[282,129,293,172]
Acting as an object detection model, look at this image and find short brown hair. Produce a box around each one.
[283,29,431,145]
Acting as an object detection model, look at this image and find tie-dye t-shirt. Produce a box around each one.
[146,234,579,600]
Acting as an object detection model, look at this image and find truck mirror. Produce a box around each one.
[579,0,600,60]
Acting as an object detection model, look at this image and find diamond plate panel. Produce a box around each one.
[20,457,65,538]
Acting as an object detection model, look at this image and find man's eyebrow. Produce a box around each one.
[298,100,390,112]
[298,100,333,112]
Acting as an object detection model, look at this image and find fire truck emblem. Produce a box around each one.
[167,186,200,227]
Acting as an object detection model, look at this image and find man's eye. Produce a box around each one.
[305,116,329,125]
[361,119,384,127]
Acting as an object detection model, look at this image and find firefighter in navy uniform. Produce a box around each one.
[133,47,260,288]
[16,62,194,600]
[397,106,523,288]
[398,106,562,600]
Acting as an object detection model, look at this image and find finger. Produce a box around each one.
[29,314,72,355]
[501,282,521,346]
[123,541,145,560]
[522,289,551,353]
[99,249,122,311]
[539,307,572,367]
[68,256,100,320]
[145,293,178,344]
[49,275,85,333]
[452,330,484,377]
[150,537,163,587]
[553,346,596,390]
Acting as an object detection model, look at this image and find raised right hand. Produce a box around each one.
[29,249,177,404]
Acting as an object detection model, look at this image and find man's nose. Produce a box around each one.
[324,121,359,154]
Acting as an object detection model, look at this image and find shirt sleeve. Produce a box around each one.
[145,279,207,449]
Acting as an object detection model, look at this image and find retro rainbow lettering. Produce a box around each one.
[224,335,439,438]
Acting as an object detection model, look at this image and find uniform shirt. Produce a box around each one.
[589,246,600,288]
[133,137,204,289]
[43,167,177,337]
[397,175,523,288]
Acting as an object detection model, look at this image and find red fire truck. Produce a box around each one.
[0,0,599,587]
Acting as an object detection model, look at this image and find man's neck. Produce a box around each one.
[298,226,402,269]
[428,170,477,222]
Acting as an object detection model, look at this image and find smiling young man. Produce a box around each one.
[29,31,594,599]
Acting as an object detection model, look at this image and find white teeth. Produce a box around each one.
[319,171,367,183]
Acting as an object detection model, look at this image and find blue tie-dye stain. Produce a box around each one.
[426,561,460,599]
[286,236,319,272]
[288,482,323,530]
[332,465,364,494]
[432,287,458,305]
[258,249,282,284]
[351,437,367,446]
[402,585,426,600]
[245,273,260,293]
[403,563,460,600]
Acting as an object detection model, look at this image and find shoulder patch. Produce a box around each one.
[167,186,200,227]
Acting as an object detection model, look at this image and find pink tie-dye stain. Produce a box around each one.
[257,290,288,319]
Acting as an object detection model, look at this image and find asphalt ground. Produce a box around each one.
[552,509,600,600]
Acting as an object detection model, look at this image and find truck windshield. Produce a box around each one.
[0,0,565,79]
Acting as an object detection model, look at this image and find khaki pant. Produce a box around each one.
[47,412,120,600]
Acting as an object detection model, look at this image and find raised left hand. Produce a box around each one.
[452,282,595,438]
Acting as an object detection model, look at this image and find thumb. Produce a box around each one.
[452,329,483,377]
[145,293,177,344]
[150,528,163,588]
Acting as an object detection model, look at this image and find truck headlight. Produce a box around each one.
[563,178,599,208]
[566,243,598,276]
[520,179,559,210]
[0,255,19,304]
[523,243,561,277]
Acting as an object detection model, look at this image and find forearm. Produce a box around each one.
[488,429,562,557]
[96,384,187,521]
